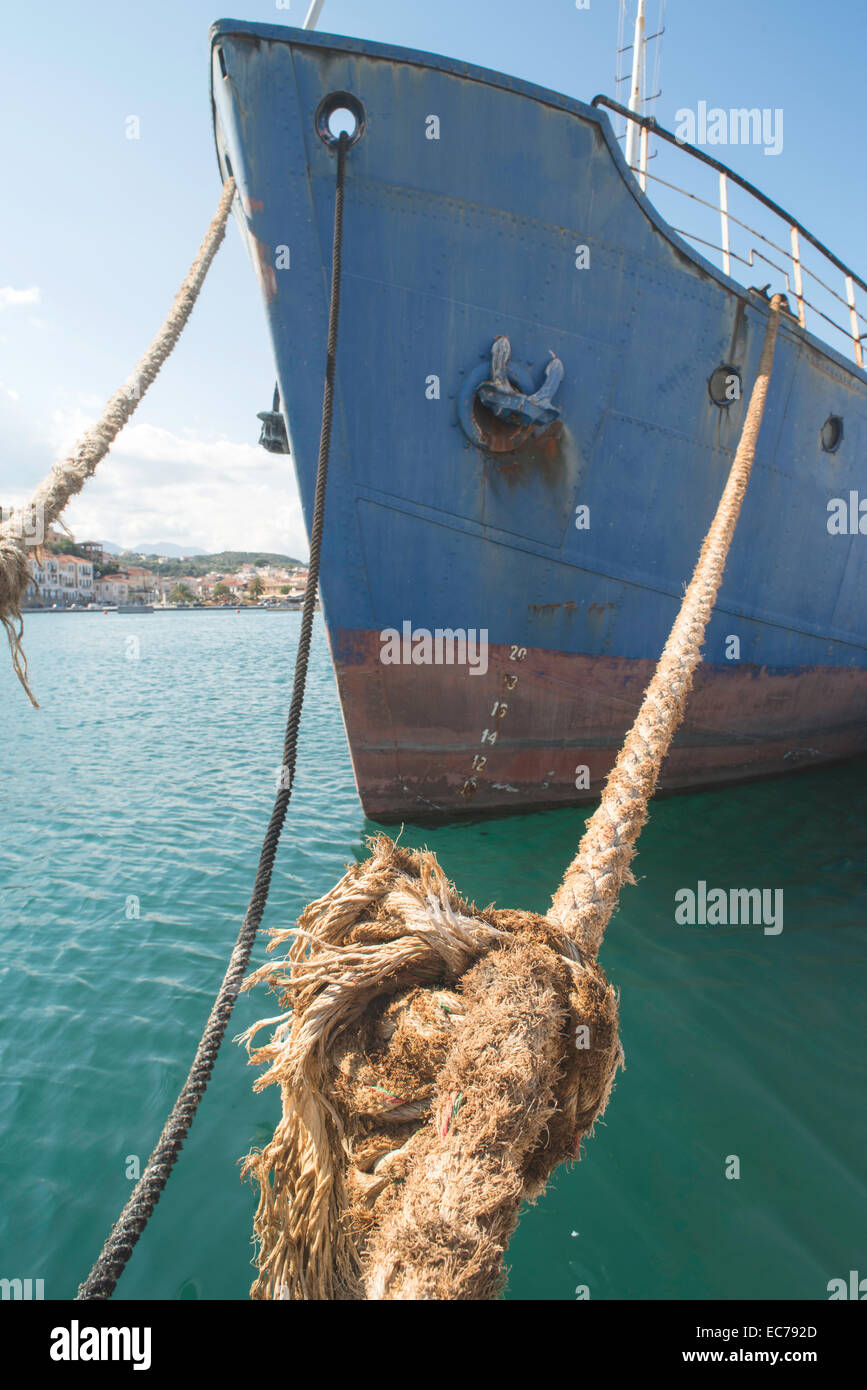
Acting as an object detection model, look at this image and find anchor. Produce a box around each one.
[477,335,564,434]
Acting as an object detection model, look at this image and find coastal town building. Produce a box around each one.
[94,576,131,605]
[153,575,209,602]
[27,552,95,606]
[19,530,307,607]
[259,573,304,599]
[121,566,159,601]
[26,549,157,607]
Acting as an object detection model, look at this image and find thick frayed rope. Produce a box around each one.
[548,296,785,956]
[240,838,622,1301]
[0,177,236,707]
[242,299,784,1300]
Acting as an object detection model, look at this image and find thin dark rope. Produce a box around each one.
[76,133,350,1300]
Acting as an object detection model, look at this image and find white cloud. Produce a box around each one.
[0,286,40,309]
[41,409,308,559]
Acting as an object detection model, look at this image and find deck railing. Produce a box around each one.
[592,95,866,370]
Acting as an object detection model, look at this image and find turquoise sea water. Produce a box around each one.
[1,611,864,1301]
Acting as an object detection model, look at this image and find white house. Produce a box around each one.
[94,576,131,605]
[27,551,94,605]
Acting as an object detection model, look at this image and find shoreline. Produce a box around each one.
[21,604,311,614]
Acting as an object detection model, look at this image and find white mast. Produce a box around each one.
[303,0,326,29]
[624,0,646,172]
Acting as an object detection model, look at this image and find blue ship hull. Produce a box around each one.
[211,20,867,818]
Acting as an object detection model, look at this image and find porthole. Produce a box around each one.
[708,364,742,407]
[821,415,843,453]
[315,92,366,148]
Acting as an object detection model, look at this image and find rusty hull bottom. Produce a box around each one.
[332,630,867,820]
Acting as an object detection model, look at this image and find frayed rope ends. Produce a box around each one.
[239,835,623,1302]
[0,540,39,707]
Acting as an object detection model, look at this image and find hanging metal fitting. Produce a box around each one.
[257,383,290,454]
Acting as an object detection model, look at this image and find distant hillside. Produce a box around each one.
[102,541,207,558]
[114,550,306,578]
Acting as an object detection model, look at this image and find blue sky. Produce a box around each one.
[2,0,864,557]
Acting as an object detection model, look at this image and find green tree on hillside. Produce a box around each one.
[116,550,305,578]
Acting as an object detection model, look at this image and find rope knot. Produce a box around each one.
[240,836,623,1300]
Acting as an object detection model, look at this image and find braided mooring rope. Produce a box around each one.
[0,178,236,708]
[76,135,351,1299]
[243,296,785,1301]
[548,296,786,957]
